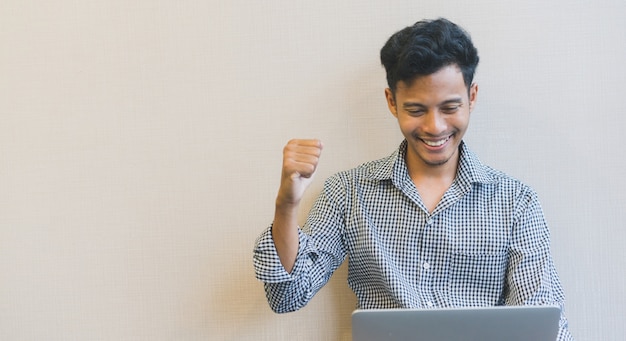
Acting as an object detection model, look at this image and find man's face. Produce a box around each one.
[385,65,478,173]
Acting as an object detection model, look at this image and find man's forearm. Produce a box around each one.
[271,202,300,273]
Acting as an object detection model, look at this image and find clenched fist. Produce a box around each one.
[276,139,323,208]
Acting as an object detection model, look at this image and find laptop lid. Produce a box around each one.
[352,305,560,341]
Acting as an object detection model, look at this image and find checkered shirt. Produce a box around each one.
[253,140,573,340]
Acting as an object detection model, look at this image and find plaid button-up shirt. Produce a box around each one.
[254,140,573,340]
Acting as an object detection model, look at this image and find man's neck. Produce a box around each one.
[405,150,460,213]
[405,150,459,184]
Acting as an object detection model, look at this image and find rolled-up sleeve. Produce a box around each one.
[253,226,310,283]
[252,226,319,312]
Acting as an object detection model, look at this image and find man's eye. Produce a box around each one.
[441,106,460,114]
[407,110,425,116]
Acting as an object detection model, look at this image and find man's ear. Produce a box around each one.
[469,82,478,112]
[385,88,398,118]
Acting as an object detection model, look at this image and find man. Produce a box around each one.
[253,18,573,340]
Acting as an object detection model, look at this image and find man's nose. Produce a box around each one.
[423,111,447,134]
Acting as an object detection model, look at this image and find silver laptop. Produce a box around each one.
[352,305,560,341]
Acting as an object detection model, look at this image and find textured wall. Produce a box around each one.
[1,1,624,340]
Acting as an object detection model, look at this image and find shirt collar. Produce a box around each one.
[456,142,498,186]
[368,140,498,186]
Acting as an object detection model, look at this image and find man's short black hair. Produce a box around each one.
[380,18,479,93]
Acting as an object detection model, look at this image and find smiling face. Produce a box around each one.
[385,65,478,175]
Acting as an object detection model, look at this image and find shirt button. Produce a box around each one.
[426,301,434,307]
[305,259,313,266]
[426,218,434,226]
[422,262,430,270]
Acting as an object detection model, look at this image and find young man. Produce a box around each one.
[253,18,573,340]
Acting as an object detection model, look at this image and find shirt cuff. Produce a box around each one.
[253,225,317,283]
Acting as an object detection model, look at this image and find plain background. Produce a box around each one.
[1,1,624,340]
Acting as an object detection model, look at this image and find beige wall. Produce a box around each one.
[1,1,625,340]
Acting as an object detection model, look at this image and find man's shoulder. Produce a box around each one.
[333,152,396,182]
[461,144,535,193]
[479,169,540,209]
[480,163,517,183]
[317,154,394,202]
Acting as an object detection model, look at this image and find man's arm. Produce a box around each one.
[506,188,574,341]
[253,138,347,313]
[272,139,323,273]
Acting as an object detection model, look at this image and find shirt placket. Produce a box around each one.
[418,215,436,308]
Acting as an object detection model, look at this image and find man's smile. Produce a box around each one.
[419,134,453,148]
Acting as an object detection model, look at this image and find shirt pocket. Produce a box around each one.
[446,251,508,306]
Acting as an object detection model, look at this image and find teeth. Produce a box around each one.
[423,137,449,147]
